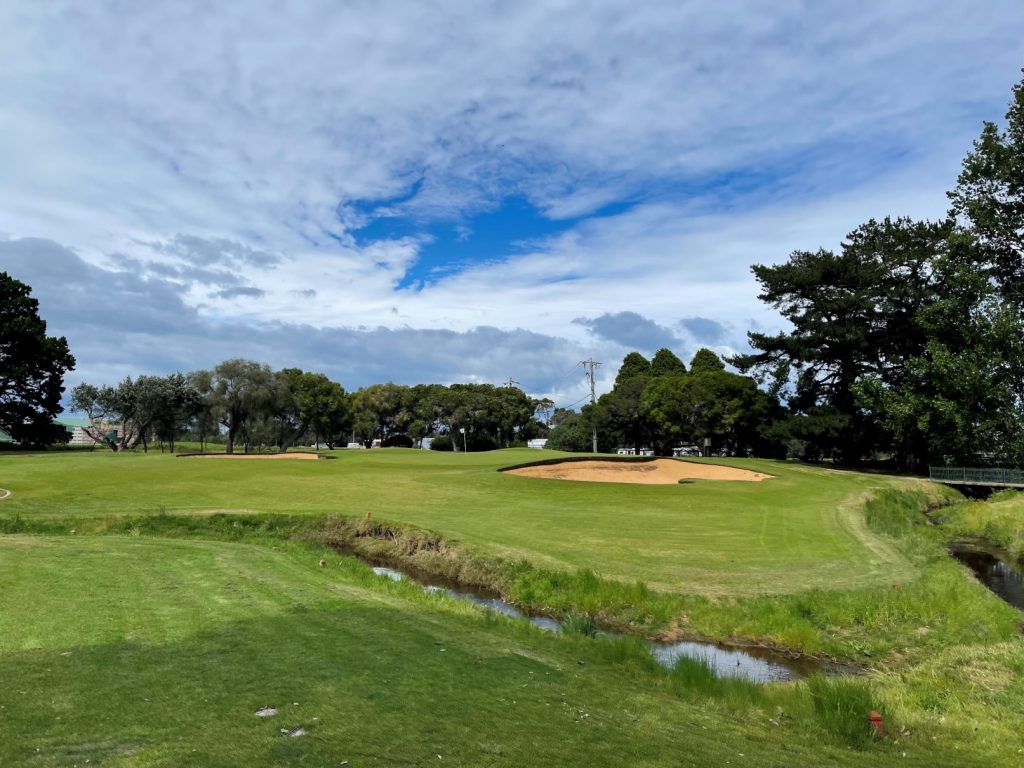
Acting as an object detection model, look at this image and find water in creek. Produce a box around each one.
[369,564,824,682]
[949,541,1024,611]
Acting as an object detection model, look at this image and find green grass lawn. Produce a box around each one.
[0,533,1014,768]
[0,448,917,596]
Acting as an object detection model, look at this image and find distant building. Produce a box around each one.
[420,437,434,450]
[54,417,120,447]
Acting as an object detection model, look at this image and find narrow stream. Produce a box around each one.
[365,563,827,683]
[949,541,1024,611]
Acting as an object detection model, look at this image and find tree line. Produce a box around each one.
[68,360,543,454]
[546,347,780,457]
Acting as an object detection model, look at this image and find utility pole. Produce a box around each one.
[504,377,520,388]
[579,359,600,453]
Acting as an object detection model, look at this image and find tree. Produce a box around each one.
[198,359,275,453]
[734,217,954,465]
[270,369,350,451]
[297,372,350,449]
[534,397,555,428]
[592,376,649,453]
[614,352,651,385]
[352,382,412,447]
[70,375,168,451]
[492,385,535,447]
[0,272,75,446]
[948,69,1024,303]
[546,409,611,452]
[153,373,203,453]
[188,369,220,451]
[650,348,687,377]
[690,348,726,373]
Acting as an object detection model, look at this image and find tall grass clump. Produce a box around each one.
[806,675,876,748]
[561,611,599,637]
[863,488,929,539]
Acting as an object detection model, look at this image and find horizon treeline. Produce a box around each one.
[69,361,545,454]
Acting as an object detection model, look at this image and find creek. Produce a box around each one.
[360,560,834,683]
[949,541,1024,611]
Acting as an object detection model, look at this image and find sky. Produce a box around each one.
[2,1,1023,409]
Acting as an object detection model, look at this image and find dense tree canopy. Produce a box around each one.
[736,71,1024,469]
[551,347,776,457]
[0,272,75,446]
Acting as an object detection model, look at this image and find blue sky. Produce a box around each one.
[1,1,1023,407]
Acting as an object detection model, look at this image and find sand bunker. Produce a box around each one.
[184,452,321,460]
[506,459,771,485]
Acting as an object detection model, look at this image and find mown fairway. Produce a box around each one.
[1,448,914,595]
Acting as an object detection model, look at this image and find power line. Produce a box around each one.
[558,394,591,410]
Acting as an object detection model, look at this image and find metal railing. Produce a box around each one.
[929,467,1024,486]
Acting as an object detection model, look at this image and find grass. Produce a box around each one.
[0,533,1016,767]
[0,451,1019,663]
[2,449,1023,765]
[938,489,1024,562]
[1,448,920,595]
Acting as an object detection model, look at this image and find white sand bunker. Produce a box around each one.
[185,452,321,460]
[506,459,771,485]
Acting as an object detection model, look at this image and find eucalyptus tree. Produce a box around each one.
[197,359,276,454]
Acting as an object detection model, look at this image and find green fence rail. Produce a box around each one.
[929,467,1024,486]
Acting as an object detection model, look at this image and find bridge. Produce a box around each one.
[929,467,1024,488]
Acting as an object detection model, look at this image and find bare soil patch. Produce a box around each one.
[183,453,321,460]
[506,459,771,485]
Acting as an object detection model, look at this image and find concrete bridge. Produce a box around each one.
[929,467,1024,488]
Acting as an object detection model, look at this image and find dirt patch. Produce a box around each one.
[182,453,321,460]
[505,459,771,484]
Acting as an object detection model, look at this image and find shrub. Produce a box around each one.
[429,435,453,451]
[382,434,414,448]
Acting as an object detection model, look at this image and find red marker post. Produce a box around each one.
[868,710,884,737]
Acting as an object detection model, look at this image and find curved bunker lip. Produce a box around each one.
[499,456,773,485]
[949,539,1024,611]
[344,549,841,683]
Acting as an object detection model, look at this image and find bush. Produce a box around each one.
[382,434,414,448]
[429,435,453,451]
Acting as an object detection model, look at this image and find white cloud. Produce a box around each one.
[1,1,1022,398]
